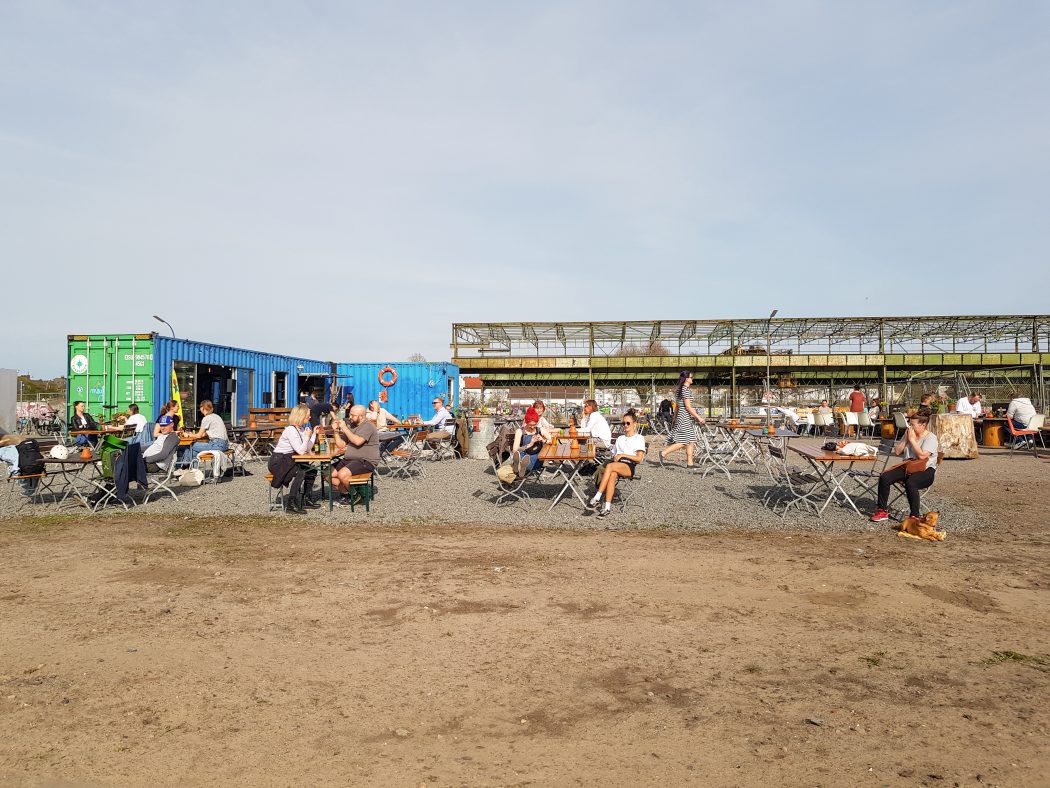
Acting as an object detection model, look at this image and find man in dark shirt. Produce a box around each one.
[331,404,380,505]
[306,389,334,428]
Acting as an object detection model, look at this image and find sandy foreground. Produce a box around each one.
[1,460,1048,787]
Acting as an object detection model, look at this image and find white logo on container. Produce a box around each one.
[70,354,89,375]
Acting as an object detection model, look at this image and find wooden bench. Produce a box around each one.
[193,448,245,483]
[342,471,375,513]
[265,472,289,511]
[249,408,292,428]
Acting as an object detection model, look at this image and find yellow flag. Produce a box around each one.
[171,367,183,426]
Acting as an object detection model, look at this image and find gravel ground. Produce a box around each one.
[0,437,985,534]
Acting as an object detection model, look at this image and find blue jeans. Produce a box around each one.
[0,445,19,476]
[187,438,229,462]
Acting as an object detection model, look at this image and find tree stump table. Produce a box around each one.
[929,413,979,459]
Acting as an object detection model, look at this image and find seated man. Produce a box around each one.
[331,405,380,506]
[416,397,455,447]
[1006,396,1037,431]
[142,416,181,473]
[954,392,981,418]
[577,399,612,451]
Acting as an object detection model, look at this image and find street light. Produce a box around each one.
[153,315,175,338]
[766,309,778,424]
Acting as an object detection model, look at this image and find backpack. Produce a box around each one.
[15,439,45,477]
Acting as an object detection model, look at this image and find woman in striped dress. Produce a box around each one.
[660,371,705,468]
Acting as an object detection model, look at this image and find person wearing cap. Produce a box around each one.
[153,401,179,439]
[142,416,181,473]
[511,408,545,477]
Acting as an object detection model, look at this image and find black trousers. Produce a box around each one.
[877,464,935,516]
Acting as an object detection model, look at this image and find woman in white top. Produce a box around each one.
[588,409,646,518]
[267,404,317,514]
[183,400,230,462]
[871,411,939,522]
[124,403,147,434]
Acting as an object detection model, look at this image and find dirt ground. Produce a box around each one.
[1,455,1049,787]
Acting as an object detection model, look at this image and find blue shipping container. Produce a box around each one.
[334,362,459,419]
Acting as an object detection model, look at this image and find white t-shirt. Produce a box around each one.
[580,412,612,449]
[125,414,147,433]
[200,413,229,441]
[1007,398,1036,427]
[903,431,939,471]
[954,398,980,418]
[613,432,646,460]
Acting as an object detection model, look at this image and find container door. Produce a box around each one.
[234,368,252,424]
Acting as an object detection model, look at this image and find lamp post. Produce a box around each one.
[766,309,778,425]
[153,315,175,338]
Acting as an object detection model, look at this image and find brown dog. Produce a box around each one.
[893,511,945,541]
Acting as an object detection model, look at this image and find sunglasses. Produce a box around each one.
[622,420,634,426]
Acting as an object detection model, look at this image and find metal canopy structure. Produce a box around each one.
[453,316,1050,407]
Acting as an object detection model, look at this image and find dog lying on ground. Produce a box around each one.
[893,511,945,541]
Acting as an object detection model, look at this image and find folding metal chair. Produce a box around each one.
[760,444,823,518]
[144,461,180,504]
[490,455,531,507]
[694,427,732,480]
[428,419,458,461]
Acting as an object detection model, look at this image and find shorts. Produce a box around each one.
[619,459,638,478]
[334,458,375,475]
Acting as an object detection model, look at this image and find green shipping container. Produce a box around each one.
[67,334,156,423]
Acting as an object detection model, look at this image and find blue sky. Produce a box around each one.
[3,1,1048,377]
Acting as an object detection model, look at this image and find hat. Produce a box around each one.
[524,407,540,424]
[158,415,174,426]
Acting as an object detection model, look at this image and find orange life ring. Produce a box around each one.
[379,366,398,387]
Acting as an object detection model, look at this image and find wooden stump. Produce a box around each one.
[929,413,979,459]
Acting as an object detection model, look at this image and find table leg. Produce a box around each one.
[548,461,588,511]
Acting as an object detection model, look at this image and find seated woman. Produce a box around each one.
[510,408,545,478]
[70,401,100,445]
[183,400,230,463]
[588,409,646,518]
[871,411,938,522]
[267,404,317,514]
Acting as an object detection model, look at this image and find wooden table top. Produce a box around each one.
[70,428,125,435]
[716,422,766,430]
[40,456,96,465]
[292,451,341,462]
[538,441,596,462]
[746,428,799,438]
[789,444,877,463]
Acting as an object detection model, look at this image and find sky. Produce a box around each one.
[3,1,1048,377]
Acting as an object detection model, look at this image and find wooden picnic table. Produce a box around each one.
[292,449,342,512]
[537,439,596,510]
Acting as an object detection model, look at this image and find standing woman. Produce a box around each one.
[659,371,704,468]
[267,404,317,514]
[588,409,646,517]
